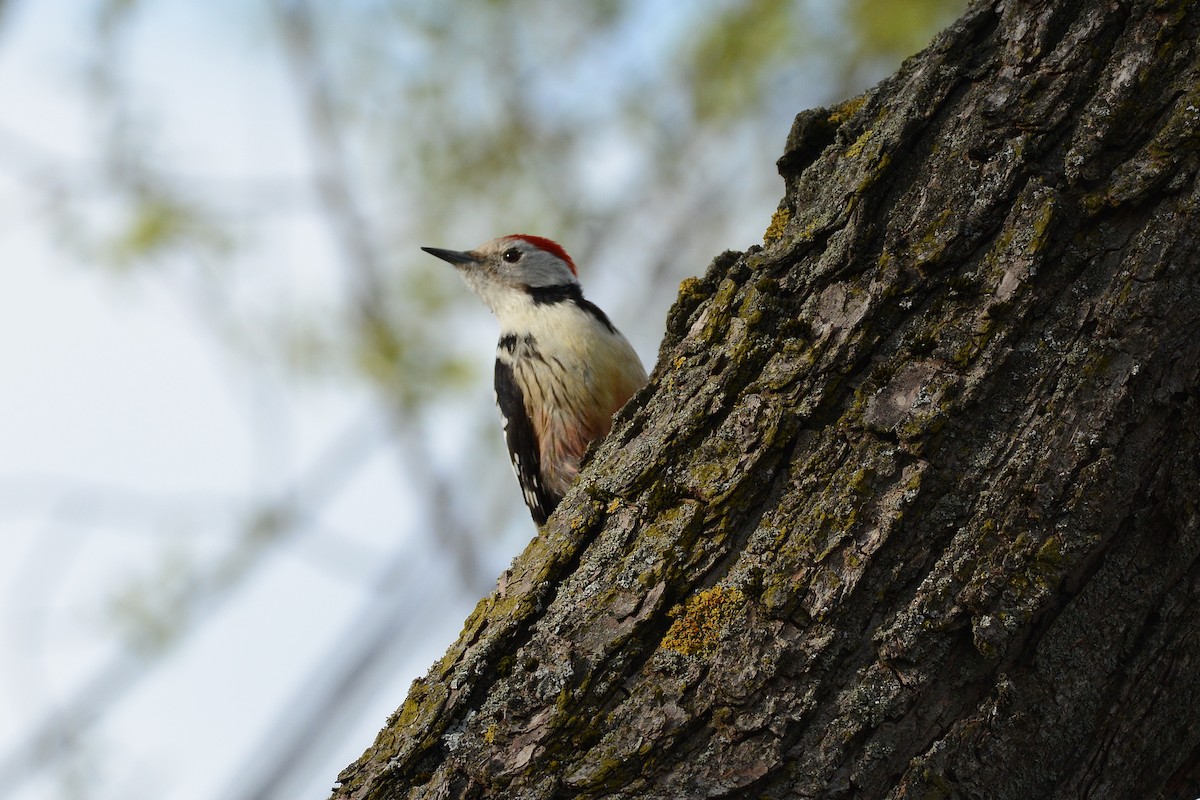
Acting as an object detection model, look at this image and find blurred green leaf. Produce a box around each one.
[688,0,794,121]
[106,193,233,269]
[107,547,195,655]
[847,0,964,61]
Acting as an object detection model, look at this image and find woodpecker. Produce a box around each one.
[422,235,647,525]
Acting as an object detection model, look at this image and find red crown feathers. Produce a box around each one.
[509,234,577,276]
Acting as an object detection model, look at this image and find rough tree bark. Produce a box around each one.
[330,0,1200,797]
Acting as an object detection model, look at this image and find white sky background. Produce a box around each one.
[0,3,493,799]
[0,0,929,797]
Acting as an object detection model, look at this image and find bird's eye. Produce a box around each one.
[502,248,522,263]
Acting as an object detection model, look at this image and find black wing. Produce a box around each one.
[495,359,556,524]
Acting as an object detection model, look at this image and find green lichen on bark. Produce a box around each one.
[763,207,790,243]
[660,585,748,657]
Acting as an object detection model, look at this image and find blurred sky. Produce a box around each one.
[0,1,962,798]
[0,3,459,799]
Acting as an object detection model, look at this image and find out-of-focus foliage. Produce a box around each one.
[689,0,796,120]
[848,0,965,62]
[107,193,233,267]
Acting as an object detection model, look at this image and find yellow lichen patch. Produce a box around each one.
[844,128,875,159]
[660,585,747,657]
[764,207,791,243]
[677,275,706,302]
[828,95,866,125]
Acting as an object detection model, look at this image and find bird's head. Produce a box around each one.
[422,235,580,318]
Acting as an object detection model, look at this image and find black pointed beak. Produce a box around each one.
[421,246,480,266]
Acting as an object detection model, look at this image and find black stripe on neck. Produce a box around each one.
[525,283,617,334]
[576,297,616,333]
[526,283,583,305]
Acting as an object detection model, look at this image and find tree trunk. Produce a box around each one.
[330,0,1200,797]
